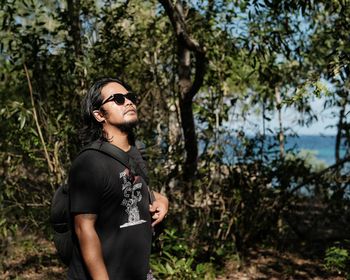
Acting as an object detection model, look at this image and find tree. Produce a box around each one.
[158,0,206,181]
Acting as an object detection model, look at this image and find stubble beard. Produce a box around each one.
[115,119,138,134]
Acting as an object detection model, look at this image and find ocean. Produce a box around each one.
[285,135,345,166]
[218,134,346,166]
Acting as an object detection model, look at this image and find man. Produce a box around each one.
[67,77,168,280]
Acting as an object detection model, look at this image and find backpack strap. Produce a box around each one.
[128,146,155,203]
[81,141,129,167]
[80,141,155,203]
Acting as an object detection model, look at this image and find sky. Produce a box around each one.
[227,96,338,136]
[275,97,337,136]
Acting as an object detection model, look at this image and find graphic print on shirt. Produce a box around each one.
[120,169,146,228]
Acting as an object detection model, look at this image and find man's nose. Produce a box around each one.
[124,97,134,105]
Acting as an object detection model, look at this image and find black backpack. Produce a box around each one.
[50,141,155,265]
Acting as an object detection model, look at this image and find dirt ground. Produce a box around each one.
[216,248,345,280]
[1,236,346,280]
[1,237,66,280]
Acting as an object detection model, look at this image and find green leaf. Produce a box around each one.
[165,263,174,275]
[19,114,26,129]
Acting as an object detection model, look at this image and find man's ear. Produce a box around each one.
[93,110,105,123]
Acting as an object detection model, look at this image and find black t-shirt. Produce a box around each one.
[67,144,153,280]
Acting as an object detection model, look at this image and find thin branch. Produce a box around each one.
[270,155,350,213]
[24,63,54,173]
[291,154,350,194]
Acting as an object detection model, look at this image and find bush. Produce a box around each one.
[324,246,349,277]
[150,229,216,279]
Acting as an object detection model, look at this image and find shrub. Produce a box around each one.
[150,229,216,279]
[324,246,349,277]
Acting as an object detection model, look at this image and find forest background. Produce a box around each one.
[1,0,350,279]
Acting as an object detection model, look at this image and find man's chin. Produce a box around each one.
[116,119,138,133]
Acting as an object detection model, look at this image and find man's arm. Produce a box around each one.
[74,214,109,280]
[149,192,169,226]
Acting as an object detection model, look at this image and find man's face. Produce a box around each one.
[99,82,138,127]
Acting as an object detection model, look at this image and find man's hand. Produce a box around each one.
[149,192,169,227]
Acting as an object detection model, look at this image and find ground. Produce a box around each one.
[216,248,345,280]
[1,235,346,280]
[1,236,65,280]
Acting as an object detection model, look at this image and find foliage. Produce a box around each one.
[324,245,350,277]
[1,0,350,278]
[150,229,216,280]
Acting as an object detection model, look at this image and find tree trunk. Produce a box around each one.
[275,86,284,158]
[67,0,82,58]
[177,40,198,180]
[179,97,198,180]
[66,0,87,92]
[332,98,346,201]
[335,101,345,163]
[159,0,206,181]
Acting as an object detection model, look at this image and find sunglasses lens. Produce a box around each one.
[113,94,126,105]
[127,93,137,104]
[110,92,138,105]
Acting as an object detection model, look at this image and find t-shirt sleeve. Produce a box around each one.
[68,152,105,214]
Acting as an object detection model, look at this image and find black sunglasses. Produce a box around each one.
[100,92,138,107]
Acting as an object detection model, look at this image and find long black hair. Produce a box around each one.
[80,77,133,145]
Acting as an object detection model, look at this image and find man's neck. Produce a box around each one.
[104,127,131,152]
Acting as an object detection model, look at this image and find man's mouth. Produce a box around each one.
[124,109,136,115]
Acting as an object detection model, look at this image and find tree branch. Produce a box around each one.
[159,0,204,53]
[159,0,206,102]
[290,154,350,195]
[24,63,54,174]
[186,50,206,101]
